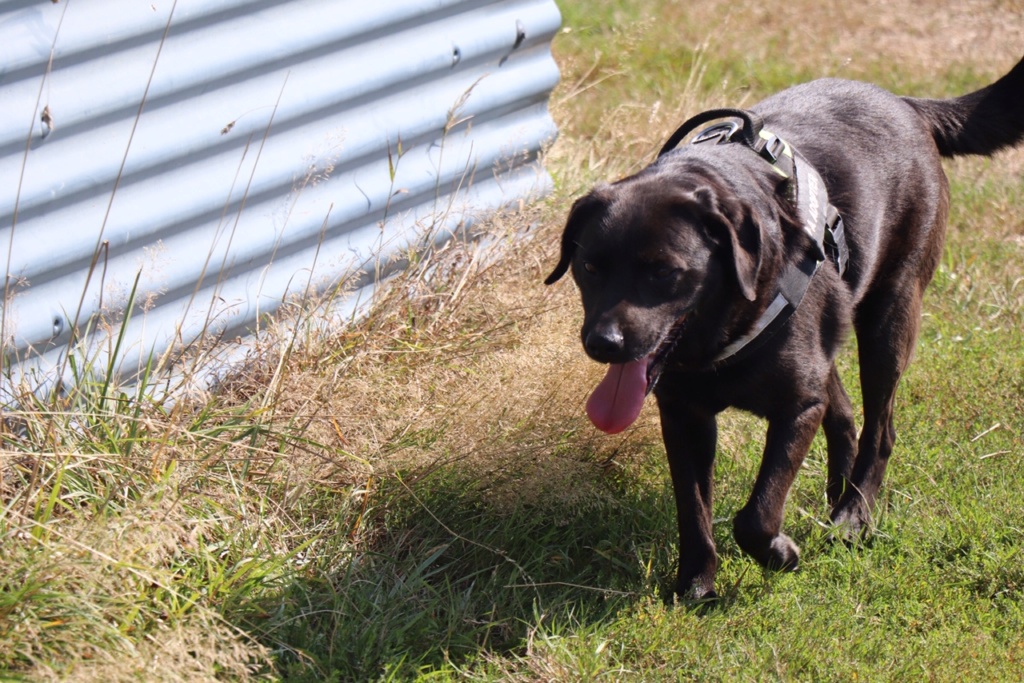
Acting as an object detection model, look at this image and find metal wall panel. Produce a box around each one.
[0,0,561,397]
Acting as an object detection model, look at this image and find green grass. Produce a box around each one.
[3,0,1024,680]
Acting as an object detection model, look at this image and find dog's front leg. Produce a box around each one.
[732,401,826,571]
[657,396,719,600]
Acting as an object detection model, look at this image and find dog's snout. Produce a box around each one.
[584,322,626,362]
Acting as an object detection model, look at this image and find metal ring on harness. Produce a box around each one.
[658,108,765,157]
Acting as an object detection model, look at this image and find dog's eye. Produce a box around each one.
[583,262,598,275]
[651,266,676,281]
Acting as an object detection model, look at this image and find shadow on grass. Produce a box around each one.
[234,458,681,681]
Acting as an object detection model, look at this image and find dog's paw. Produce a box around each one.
[766,533,800,572]
[674,569,717,604]
[830,497,872,544]
[733,510,800,571]
[735,531,801,571]
[675,581,718,607]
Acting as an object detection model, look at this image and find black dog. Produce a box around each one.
[546,56,1024,599]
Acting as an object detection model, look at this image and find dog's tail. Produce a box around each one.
[904,55,1024,157]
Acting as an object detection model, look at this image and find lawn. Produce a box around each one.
[2,0,1023,680]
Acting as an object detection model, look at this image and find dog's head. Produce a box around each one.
[546,159,771,432]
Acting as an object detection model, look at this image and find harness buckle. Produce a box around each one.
[757,133,785,164]
[824,206,849,277]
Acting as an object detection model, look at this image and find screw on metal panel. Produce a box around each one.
[451,44,462,67]
[52,316,64,337]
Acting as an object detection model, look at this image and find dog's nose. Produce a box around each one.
[584,323,625,362]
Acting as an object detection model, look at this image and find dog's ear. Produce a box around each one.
[691,187,763,302]
[728,207,765,302]
[545,188,609,285]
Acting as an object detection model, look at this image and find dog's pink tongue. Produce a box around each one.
[586,358,650,434]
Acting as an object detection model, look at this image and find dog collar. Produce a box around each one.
[658,109,849,366]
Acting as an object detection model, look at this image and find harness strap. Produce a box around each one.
[712,246,821,365]
[658,109,850,366]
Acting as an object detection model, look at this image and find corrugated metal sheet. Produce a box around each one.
[0,0,561,398]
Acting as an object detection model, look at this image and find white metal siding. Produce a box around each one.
[0,0,561,396]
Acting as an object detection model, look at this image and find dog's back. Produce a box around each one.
[747,56,1024,304]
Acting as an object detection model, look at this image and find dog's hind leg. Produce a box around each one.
[822,363,858,509]
[832,280,928,536]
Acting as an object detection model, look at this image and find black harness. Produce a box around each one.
[658,108,850,366]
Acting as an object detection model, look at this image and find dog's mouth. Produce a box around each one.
[585,314,689,434]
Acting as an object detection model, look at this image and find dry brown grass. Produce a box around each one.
[703,0,1023,75]
[229,205,660,513]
